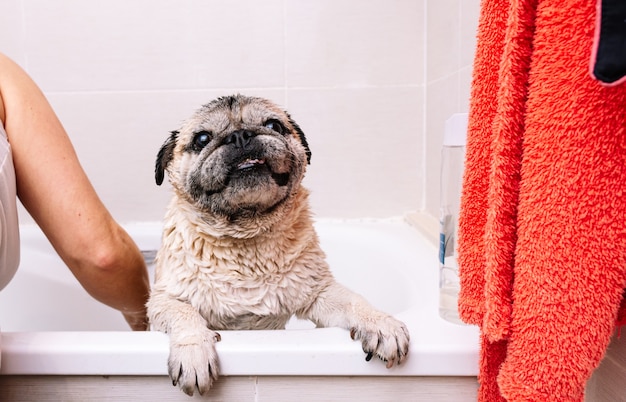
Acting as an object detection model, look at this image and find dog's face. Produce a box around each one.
[156,95,311,225]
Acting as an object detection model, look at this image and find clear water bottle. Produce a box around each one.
[438,113,467,324]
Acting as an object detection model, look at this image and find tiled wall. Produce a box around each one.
[423,0,479,225]
[0,0,479,226]
[586,333,626,401]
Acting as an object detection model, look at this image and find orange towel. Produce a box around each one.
[458,0,626,400]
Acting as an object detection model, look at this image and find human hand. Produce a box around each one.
[123,310,149,331]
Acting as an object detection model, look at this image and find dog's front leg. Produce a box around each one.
[147,289,221,396]
[299,282,410,368]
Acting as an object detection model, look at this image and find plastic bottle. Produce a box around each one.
[438,113,467,324]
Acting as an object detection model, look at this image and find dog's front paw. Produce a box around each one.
[168,329,222,396]
[350,315,410,368]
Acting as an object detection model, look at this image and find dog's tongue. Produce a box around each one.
[237,158,265,170]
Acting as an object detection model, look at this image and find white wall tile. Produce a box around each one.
[426,0,460,84]
[586,335,626,401]
[458,65,473,112]
[288,87,422,218]
[422,0,479,220]
[424,75,461,218]
[3,0,476,223]
[22,0,285,91]
[285,0,425,88]
[460,0,481,68]
[0,0,26,64]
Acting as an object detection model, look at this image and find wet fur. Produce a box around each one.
[146,95,410,396]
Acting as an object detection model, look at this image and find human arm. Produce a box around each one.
[0,52,150,330]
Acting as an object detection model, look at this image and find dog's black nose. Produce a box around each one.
[224,130,256,149]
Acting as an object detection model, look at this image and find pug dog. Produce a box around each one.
[147,94,410,396]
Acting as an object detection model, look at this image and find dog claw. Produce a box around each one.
[172,366,182,386]
[365,352,373,362]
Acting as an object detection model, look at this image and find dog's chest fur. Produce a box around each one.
[155,200,331,331]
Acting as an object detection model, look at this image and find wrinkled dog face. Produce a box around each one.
[156,95,311,219]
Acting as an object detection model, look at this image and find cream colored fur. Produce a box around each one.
[146,95,410,396]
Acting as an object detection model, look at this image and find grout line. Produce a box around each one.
[424,68,463,87]
[456,0,462,111]
[19,0,29,70]
[42,83,426,97]
[282,0,290,107]
[420,0,429,212]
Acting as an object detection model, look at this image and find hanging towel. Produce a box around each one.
[458,0,626,400]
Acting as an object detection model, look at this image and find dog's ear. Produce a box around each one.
[287,115,311,164]
[155,131,178,186]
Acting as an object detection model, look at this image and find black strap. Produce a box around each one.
[592,0,626,85]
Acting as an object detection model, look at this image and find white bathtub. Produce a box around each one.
[0,219,479,398]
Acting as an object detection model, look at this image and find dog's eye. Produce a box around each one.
[192,131,212,151]
[264,119,285,135]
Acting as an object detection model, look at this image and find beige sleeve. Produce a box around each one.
[0,123,20,290]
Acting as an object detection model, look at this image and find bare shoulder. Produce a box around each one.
[0,52,39,126]
[0,88,4,124]
[0,53,8,123]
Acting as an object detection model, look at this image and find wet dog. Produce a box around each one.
[147,95,410,395]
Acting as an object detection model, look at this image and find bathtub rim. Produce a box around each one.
[0,325,478,376]
[0,218,480,377]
